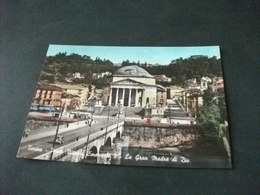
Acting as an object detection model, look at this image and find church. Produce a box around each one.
[107,65,166,107]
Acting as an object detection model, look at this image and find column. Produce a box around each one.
[128,89,132,107]
[186,93,189,112]
[115,88,119,105]
[122,88,125,106]
[108,88,113,105]
[135,89,139,107]
[141,89,144,107]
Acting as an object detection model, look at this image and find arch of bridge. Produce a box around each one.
[85,123,124,155]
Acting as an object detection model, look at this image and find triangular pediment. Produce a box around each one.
[111,79,145,86]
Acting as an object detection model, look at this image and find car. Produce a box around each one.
[70,109,91,119]
[55,136,64,144]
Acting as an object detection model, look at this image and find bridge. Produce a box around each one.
[34,121,124,162]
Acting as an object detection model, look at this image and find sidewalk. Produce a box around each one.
[21,120,90,143]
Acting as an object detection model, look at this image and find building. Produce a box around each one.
[167,85,184,100]
[87,85,96,99]
[108,65,158,107]
[186,78,200,90]
[93,72,112,79]
[200,76,212,91]
[211,76,224,92]
[102,85,110,105]
[73,72,84,79]
[52,83,90,108]
[182,88,203,116]
[60,93,81,113]
[156,85,167,107]
[153,74,172,83]
[186,77,212,91]
[33,84,62,106]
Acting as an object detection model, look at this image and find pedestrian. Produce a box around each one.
[25,130,29,137]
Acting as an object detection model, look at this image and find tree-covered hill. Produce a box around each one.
[143,56,222,86]
[40,53,222,87]
[40,53,116,86]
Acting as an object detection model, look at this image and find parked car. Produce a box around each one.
[55,135,64,144]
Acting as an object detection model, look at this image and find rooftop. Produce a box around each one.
[37,84,62,92]
[52,83,88,90]
[61,93,80,98]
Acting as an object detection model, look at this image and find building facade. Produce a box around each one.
[167,85,184,100]
[52,83,90,108]
[60,93,81,113]
[33,84,62,106]
[108,65,158,107]
[102,85,110,105]
[181,89,203,116]
[156,85,167,107]
[211,76,224,92]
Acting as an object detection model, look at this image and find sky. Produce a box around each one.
[46,45,220,65]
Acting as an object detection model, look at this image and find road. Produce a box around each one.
[17,103,187,159]
[17,117,120,159]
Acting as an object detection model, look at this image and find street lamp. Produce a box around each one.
[169,104,172,125]
[49,102,65,161]
[83,129,91,160]
[104,106,110,143]
[84,106,95,160]
[88,106,95,127]
[83,106,95,159]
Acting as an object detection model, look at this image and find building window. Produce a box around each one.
[146,97,149,104]
[44,90,48,98]
[39,90,42,99]
[49,91,53,98]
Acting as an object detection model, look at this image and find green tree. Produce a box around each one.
[196,104,221,138]
[121,60,130,67]
[203,89,215,105]
[216,90,228,122]
[39,72,55,82]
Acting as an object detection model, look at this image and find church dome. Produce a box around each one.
[114,65,153,78]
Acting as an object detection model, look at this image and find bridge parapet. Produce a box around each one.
[124,120,197,129]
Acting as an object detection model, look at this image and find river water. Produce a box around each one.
[64,125,231,168]
[110,133,231,168]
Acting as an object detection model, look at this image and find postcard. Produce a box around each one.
[17,45,231,168]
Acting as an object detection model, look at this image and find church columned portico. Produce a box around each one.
[108,87,144,107]
[106,65,159,107]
